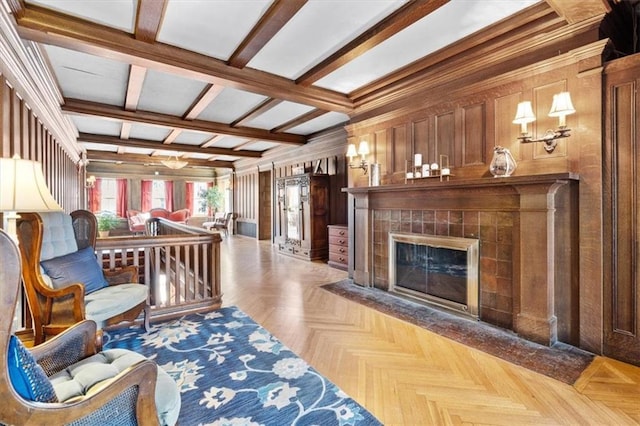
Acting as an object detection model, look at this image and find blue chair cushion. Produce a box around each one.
[7,336,58,403]
[40,246,109,294]
[49,348,181,425]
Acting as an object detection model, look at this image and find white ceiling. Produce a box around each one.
[18,0,541,170]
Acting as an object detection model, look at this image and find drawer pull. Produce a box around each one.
[339,231,345,236]
[338,239,345,244]
[339,248,345,253]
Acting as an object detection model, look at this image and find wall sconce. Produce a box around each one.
[347,141,370,174]
[513,91,576,153]
[85,175,96,188]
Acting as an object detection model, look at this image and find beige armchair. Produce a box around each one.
[16,210,149,344]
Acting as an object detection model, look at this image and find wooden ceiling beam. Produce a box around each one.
[295,0,449,86]
[228,0,308,69]
[271,108,327,133]
[86,150,235,169]
[231,98,282,127]
[78,133,263,158]
[184,84,225,120]
[63,98,307,145]
[125,65,147,111]
[200,135,225,148]
[14,4,354,113]
[135,0,167,42]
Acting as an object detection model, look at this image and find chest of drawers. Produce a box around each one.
[327,225,348,271]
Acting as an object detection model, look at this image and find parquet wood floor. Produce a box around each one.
[220,236,640,425]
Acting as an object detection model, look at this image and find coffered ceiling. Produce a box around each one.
[5,0,608,172]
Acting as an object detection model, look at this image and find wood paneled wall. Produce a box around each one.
[345,40,607,355]
[603,53,640,365]
[0,74,80,213]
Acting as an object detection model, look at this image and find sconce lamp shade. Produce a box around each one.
[548,92,575,127]
[512,101,536,124]
[0,156,62,212]
[357,141,370,156]
[346,143,358,159]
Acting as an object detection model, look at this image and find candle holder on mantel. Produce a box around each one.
[405,154,452,183]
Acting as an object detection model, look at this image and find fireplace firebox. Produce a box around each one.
[389,232,479,318]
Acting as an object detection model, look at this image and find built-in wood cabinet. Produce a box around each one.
[275,173,329,261]
[328,224,348,270]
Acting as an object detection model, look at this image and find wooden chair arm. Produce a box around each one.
[103,265,139,285]
[2,359,160,426]
[30,320,99,375]
[37,282,86,324]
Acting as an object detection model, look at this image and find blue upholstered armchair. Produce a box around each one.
[16,210,149,344]
[0,229,180,425]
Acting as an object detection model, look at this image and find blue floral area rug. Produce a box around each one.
[103,307,381,426]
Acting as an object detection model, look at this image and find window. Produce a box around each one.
[151,180,165,208]
[193,182,209,216]
[100,178,117,213]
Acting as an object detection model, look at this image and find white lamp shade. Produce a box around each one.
[357,141,370,156]
[548,92,576,117]
[513,101,536,124]
[346,144,358,158]
[0,156,62,211]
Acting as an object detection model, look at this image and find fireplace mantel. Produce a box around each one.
[344,173,580,346]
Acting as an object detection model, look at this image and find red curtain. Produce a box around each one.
[141,180,152,211]
[116,179,127,217]
[164,180,174,211]
[185,182,193,214]
[88,178,101,212]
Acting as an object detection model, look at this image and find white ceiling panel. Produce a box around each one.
[173,131,215,146]
[186,153,216,160]
[212,155,242,162]
[157,0,273,60]
[129,124,172,141]
[288,111,349,135]
[315,0,539,93]
[243,141,280,151]
[197,87,268,124]
[137,69,208,115]
[124,146,153,155]
[72,116,122,136]
[245,101,316,130]
[248,0,407,79]
[26,0,135,32]
[45,45,128,105]
[80,142,117,152]
[210,136,249,149]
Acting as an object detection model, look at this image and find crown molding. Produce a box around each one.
[0,4,80,161]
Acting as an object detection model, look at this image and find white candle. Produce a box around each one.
[415,171,422,178]
[441,168,450,176]
[406,172,414,179]
[430,163,439,170]
[414,154,422,167]
[421,164,430,176]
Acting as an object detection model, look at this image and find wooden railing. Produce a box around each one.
[96,218,222,321]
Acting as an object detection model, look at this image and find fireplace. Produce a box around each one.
[388,232,479,318]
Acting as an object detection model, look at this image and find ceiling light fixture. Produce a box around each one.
[160,155,188,170]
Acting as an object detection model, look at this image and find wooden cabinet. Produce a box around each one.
[328,224,348,270]
[275,173,329,261]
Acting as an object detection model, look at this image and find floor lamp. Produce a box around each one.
[0,155,63,331]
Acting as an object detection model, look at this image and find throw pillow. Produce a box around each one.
[7,336,58,403]
[41,246,109,294]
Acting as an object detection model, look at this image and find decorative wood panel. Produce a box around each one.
[374,129,388,178]
[461,103,485,166]
[412,118,429,163]
[604,58,640,365]
[435,111,454,164]
[392,124,407,174]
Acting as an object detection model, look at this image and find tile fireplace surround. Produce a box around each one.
[345,173,579,347]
